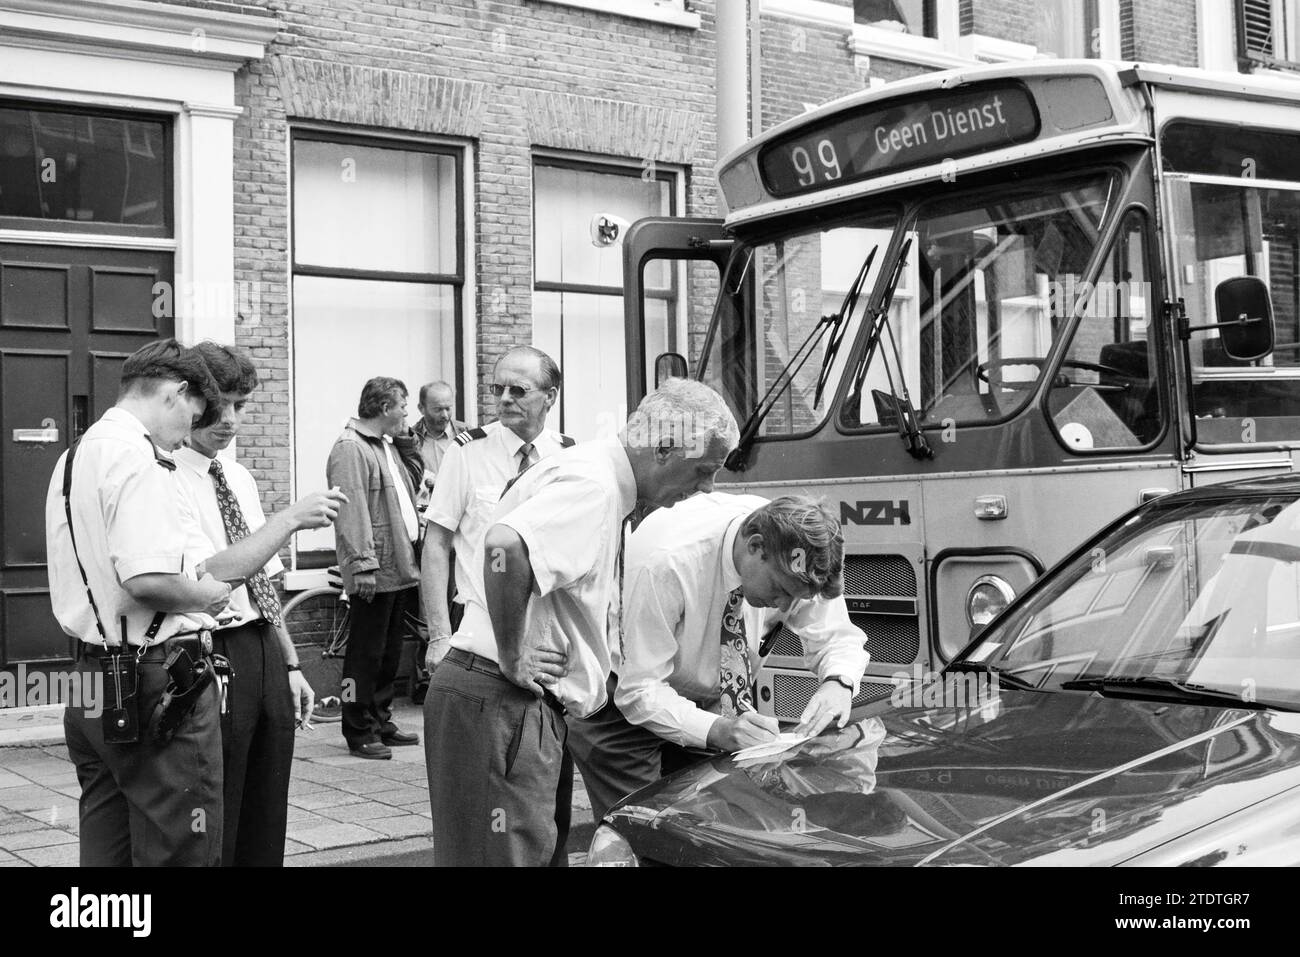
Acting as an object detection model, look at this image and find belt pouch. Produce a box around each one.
[100,652,141,745]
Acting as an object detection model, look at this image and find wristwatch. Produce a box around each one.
[825,675,854,692]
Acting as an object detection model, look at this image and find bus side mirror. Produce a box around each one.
[1214,276,1275,361]
[654,352,688,387]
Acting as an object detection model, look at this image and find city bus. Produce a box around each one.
[618,59,1300,721]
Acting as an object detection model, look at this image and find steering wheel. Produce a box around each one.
[977,357,1131,392]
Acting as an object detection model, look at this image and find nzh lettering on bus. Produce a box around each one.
[872,96,1010,159]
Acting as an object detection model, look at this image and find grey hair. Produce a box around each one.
[623,378,739,457]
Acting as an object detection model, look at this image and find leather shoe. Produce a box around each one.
[349,741,392,760]
[381,729,420,747]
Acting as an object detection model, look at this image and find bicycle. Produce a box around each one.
[281,567,427,722]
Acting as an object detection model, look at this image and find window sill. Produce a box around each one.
[954,33,1040,63]
[531,0,701,29]
[849,24,969,69]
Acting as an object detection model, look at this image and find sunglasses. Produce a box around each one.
[490,383,543,399]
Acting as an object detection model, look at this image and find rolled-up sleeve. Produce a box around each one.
[615,562,719,750]
[786,595,870,693]
[326,441,376,575]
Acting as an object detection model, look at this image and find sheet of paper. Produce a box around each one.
[732,732,812,763]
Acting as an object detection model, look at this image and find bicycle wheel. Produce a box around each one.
[282,586,349,722]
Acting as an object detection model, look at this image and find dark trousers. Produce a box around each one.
[63,655,223,867]
[566,676,704,822]
[424,649,568,866]
[213,621,294,867]
[343,586,415,748]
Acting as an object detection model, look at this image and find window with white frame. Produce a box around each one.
[855,0,937,37]
[532,158,677,440]
[1035,0,1102,58]
[1237,0,1300,70]
[291,131,464,557]
[532,0,700,29]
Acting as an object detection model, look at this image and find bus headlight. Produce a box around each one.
[966,575,1015,629]
[586,825,639,867]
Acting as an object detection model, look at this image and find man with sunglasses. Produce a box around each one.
[418,346,574,671]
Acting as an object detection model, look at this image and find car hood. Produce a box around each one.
[604,691,1300,866]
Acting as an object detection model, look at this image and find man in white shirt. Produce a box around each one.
[327,377,423,759]
[175,341,345,865]
[48,340,231,866]
[418,347,573,666]
[424,378,739,866]
[567,492,870,820]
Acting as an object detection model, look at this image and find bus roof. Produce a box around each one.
[717,59,1300,228]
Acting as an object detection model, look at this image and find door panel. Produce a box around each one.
[1,349,68,566]
[0,243,173,669]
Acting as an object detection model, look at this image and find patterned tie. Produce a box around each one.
[517,442,535,475]
[719,587,754,716]
[209,458,282,627]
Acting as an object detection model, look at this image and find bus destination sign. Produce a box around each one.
[759,82,1039,197]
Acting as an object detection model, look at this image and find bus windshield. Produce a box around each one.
[844,172,1117,432]
[701,171,1119,441]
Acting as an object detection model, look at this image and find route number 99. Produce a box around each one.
[791,140,842,186]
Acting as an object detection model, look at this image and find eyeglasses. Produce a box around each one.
[490,383,542,400]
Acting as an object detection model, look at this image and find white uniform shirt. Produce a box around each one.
[173,446,283,628]
[45,407,217,648]
[452,439,637,718]
[615,492,870,749]
[422,421,569,600]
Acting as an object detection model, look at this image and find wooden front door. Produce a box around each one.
[0,244,173,667]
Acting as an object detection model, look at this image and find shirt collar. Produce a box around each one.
[500,424,540,458]
[348,418,389,442]
[102,406,150,438]
[173,445,217,477]
[721,514,745,592]
[608,440,639,522]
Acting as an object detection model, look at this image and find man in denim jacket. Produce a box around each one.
[326,377,422,759]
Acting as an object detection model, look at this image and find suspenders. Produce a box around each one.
[61,437,168,649]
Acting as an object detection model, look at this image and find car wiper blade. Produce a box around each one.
[1060,675,1277,710]
[726,244,878,472]
[944,660,1042,692]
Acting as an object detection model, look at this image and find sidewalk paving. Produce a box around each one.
[0,700,593,866]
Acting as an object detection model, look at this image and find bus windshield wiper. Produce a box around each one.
[850,238,933,460]
[1060,675,1283,711]
[725,244,877,472]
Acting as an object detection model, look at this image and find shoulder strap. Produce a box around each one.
[558,433,576,448]
[62,436,167,649]
[455,427,488,447]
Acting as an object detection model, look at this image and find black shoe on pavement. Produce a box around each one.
[349,741,393,760]
[381,730,420,747]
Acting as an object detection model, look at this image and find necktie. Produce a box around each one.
[517,442,535,475]
[209,458,282,627]
[719,587,754,715]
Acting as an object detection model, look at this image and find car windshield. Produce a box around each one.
[965,491,1300,710]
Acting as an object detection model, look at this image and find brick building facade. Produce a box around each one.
[1,0,1296,664]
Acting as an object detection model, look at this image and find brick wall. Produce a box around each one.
[1126,0,1199,65]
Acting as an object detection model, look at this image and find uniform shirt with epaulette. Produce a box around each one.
[421,420,575,600]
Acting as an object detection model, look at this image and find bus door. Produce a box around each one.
[1161,120,1300,488]
[619,217,731,409]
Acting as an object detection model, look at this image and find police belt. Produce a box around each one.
[78,630,213,664]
